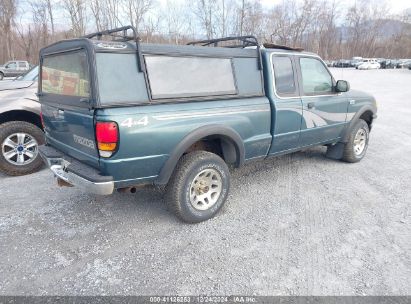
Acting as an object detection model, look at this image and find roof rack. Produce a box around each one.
[187,35,263,70]
[263,43,304,52]
[82,25,145,73]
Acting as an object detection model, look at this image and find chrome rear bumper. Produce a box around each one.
[39,145,114,196]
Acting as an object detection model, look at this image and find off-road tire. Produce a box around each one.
[342,119,370,163]
[0,121,45,176]
[165,151,230,223]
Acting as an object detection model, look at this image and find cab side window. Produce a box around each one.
[299,57,333,95]
[6,62,17,69]
[272,56,297,97]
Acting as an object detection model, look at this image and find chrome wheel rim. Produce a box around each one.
[189,168,223,211]
[353,128,367,156]
[1,133,38,166]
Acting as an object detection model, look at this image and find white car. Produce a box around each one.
[357,60,380,70]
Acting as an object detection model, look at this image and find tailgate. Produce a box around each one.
[40,49,99,167]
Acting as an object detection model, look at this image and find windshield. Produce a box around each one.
[15,66,38,81]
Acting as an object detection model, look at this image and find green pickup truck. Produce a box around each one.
[38,26,377,223]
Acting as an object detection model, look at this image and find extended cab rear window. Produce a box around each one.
[145,55,237,99]
[41,50,90,97]
[272,56,297,97]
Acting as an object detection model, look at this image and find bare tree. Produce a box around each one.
[15,21,40,63]
[91,0,122,31]
[345,0,389,57]
[29,0,49,46]
[46,0,55,37]
[2,0,411,63]
[192,0,218,39]
[0,0,17,62]
[124,0,153,32]
[238,0,264,38]
[162,0,188,44]
[62,0,87,36]
[90,0,103,31]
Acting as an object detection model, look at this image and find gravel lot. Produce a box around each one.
[0,68,410,296]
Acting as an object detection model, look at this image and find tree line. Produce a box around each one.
[1,0,411,64]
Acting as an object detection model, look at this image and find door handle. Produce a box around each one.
[307,102,315,109]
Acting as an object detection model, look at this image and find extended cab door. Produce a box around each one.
[297,56,348,146]
[40,49,100,167]
[268,54,303,154]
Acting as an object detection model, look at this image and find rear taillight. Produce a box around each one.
[96,121,118,158]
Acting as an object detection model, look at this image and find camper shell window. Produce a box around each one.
[41,50,90,97]
[144,55,237,99]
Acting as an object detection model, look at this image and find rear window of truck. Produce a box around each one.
[41,50,90,97]
[145,55,237,99]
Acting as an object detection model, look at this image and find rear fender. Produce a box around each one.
[155,124,244,185]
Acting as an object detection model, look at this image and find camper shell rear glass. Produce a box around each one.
[39,38,265,108]
[42,50,90,98]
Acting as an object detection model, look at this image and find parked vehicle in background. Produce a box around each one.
[398,59,411,69]
[0,61,31,80]
[381,59,396,69]
[350,57,363,67]
[390,59,400,68]
[38,26,377,223]
[350,59,362,67]
[357,59,380,70]
[352,60,364,68]
[335,59,351,68]
[0,66,43,176]
[323,60,332,67]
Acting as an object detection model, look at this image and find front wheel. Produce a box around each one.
[342,119,370,163]
[0,121,45,176]
[165,151,230,223]
[0,72,4,80]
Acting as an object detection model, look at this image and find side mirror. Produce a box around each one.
[336,80,350,92]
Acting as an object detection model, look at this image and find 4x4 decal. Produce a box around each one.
[120,116,149,128]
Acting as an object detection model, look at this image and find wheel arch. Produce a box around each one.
[341,105,376,143]
[0,110,42,130]
[155,125,245,185]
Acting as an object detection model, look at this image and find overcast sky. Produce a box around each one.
[18,0,411,27]
[262,0,411,13]
[158,0,411,14]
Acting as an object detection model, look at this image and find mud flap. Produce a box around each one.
[326,142,345,160]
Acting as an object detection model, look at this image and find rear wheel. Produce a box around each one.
[165,151,230,223]
[0,121,45,176]
[342,119,370,163]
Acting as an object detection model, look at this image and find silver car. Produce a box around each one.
[0,60,31,80]
[0,66,44,176]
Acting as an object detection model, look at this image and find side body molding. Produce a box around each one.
[155,124,245,185]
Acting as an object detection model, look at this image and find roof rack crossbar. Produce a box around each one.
[263,43,304,52]
[187,35,263,70]
[82,25,145,73]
